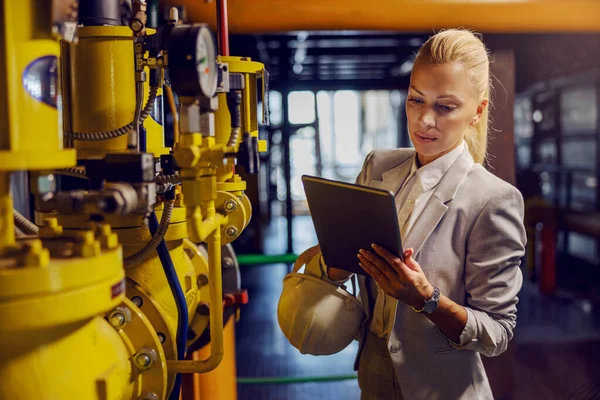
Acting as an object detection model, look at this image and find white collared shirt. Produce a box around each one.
[370,141,467,338]
[396,141,466,240]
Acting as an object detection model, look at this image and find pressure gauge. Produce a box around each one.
[168,24,218,99]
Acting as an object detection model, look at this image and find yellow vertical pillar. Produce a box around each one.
[194,316,238,400]
[0,1,76,170]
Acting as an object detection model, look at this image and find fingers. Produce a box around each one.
[358,251,392,283]
[371,244,413,276]
[371,244,401,266]
[402,248,421,272]
[359,261,391,294]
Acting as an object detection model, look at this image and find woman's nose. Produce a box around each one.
[418,110,436,128]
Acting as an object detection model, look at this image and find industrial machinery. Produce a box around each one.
[0,1,267,399]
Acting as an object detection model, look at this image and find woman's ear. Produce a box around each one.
[471,98,489,125]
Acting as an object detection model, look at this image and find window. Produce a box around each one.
[269,91,283,126]
[561,85,597,135]
[288,91,315,124]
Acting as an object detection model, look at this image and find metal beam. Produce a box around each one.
[272,78,411,92]
[299,46,416,57]
[298,54,404,65]
[167,0,600,33]
[285,38,423,49]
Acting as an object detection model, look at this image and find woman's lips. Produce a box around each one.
[414,132,437,143]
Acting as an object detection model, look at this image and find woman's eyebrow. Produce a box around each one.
[409,85,424,96]
[410,85,463,102]
[438,93,463,101]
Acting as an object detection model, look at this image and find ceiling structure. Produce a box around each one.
[229,31,430,91]
[162,0,600,92]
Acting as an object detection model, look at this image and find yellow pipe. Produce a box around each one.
[0,173,15,249]
[165,0,600,33]
[191,316,238,400]
[167,227,224,373]
[0,316,134,400]
[186,205,227,244]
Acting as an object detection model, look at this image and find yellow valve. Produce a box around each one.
[214,56,267,184]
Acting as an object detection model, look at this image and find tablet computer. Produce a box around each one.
[301,175,403,276]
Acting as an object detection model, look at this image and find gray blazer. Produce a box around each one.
[311,148,526,399]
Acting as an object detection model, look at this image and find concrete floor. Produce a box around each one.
[235,216,600,400]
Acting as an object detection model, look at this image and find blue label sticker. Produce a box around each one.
[23,55,59,108]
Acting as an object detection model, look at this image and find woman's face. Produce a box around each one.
[406,61,488,166]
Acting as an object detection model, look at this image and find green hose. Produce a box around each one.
[237,374,357,385]
[236,253,298,265]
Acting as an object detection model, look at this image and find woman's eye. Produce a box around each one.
[437,104,456,112]
[408,98,424,104]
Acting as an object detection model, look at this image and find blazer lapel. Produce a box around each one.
[402,198,447,258]
[368,156,414,195]
[403,150,475,258]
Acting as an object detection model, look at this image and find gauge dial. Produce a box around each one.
[195,27,217,99]
[168,24,217,99]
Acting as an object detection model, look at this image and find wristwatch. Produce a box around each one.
[412,286,441,315]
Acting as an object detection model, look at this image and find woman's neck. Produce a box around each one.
[417,139,464,167]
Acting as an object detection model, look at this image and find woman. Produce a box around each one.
[280,29,526,400]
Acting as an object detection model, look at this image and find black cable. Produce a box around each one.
[149,212,188,400]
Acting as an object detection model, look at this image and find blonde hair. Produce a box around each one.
[414,29,491,164]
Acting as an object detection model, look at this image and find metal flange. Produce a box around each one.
[216,191,247,245]
[182,239,211,348]
[125,279,177,394]
[106,298,167,399]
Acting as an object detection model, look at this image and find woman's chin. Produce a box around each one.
[412,141,440,155]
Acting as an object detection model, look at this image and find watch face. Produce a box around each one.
[424,300,437,314]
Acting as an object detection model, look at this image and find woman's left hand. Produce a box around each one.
[358,244,434,309]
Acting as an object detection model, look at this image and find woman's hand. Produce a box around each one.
[358,244,434,309]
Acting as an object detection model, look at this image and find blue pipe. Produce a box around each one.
[149,212,188,400]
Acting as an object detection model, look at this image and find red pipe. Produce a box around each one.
[217,0,230,56]
[539,221,556,295]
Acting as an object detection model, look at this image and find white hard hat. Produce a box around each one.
[277,247,365,356]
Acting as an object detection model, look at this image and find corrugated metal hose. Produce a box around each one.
[124,200,175,267]
[53,168,88,179]
[13,209,39,235]
[14,225,26,237]
[156,172,181,193]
